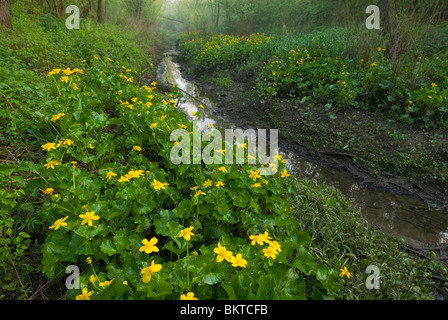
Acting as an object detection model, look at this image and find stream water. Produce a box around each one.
[157,49,448,248]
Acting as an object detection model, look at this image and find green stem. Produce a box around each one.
[72,167,76,193]
[186,242,190,290]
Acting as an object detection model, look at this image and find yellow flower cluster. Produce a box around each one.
[249,231,281,260]
[50,113,65,122]
[117,169,145,183]
[213,242,247,268]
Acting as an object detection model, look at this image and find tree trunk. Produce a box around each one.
[378,0,405,59]
[215,2,220,25]
[98,0,105,24]
[0,0,12,28]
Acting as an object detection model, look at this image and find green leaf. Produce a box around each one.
[202,272,226,285]
[100,239,117,256]
[281,276,306,300]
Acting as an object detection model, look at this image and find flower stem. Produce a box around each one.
[186,242,190,290]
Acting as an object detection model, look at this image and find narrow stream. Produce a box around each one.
[157,49,448,248]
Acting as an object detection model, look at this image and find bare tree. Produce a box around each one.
[98,0,105,24]
[378,0,405,58]
[0,0,11,29]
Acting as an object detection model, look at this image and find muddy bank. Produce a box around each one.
[174,58,448,213]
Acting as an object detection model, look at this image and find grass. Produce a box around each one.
[289,177,448,300]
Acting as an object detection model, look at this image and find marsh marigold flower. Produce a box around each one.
[180,292,198,300]
[133,146,142,151]
[249,169,261,181]
[194,190,206,197]
[262,246,278,260]
[44,160,60,169]
[139,237,159,254]
[79,211,100,227]
[41,142,57,152]
[106,172,117,180]
[229,253,247,268]
[153,179,169,191]
[213,243,233,263]
[76,288,93,300]
[141,260,162,283]
[340,266,351,279]
[280,170,290,178]
[178,226,195,241]
[44,188,54,195]
[49,216,69,230]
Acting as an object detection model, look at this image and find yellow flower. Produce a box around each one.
[118,175,131,183]
[89,275,96,284]
[151,81,157,86]
[79,211,100,227]
[180,292,198,300]
[139,237,159,254]
[178,226,195,241]
[89,143,95,149]
[44,188,54,195]
[51,113,65,122]
[237,143,247,149]
[431,83,438,88]
[99,279,114,287]
[249,169,261,181]
[270,240,281,252]
[141,260,162,283]
[44,160,60,169]
[60,76,69,83]
[194,190,206,197]
[218,166,227,173]
[251,183,261,188]
[71,161,77,169]
[106,172,117,180]
[204,179,212,187]
[215,181,225,188]
[340,266,351,279]
[229,253,247,268]
[259,231,272,243]
[199,105,204,109]
[213,243,233,263]
[370,62,377,67]
[190,186,199,190]
[153,179,169,191]
[86,257,93,265]
[133,146,142,151]
[47,69,61,77]
[72,83,79,90]
[262,246,278,260]
[63,139,74,146]
[178,123,187,129]
[49,216,69,230]
[208,123,214,128]
[62,67,73,75]
[76,288,93,300]
[280,170,290,178]
[428,96,433,99]
[127,169,144,179]
[150,123,158,128]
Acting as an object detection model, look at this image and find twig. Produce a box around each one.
[2,94,16,112]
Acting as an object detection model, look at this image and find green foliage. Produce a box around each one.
[178,33,271,73]
[26,57,340,300]
[179,30,448,128]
